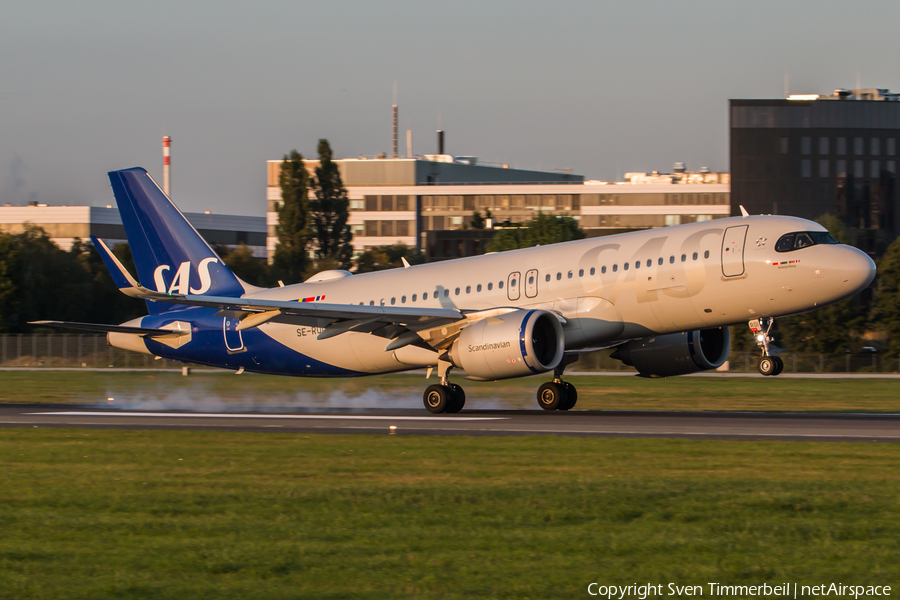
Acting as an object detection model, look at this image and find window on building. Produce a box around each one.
[396,221,409,236]
[855,137,864,156]
[837,137,847,155]
[872,139,880,156]
[837,159,847,175]
[871,161,880,178]
[380,221,394,237]
[350,199,365,210]
[665,215,680,226]
[888,161,896,175]
[364,221,378,237]
[819,160,829,178]
[779,137,789,154]
[801,160,811,178]
[819,137,829,155]
[365,196,378,211]
[801,137,811,155]
[855,160,864,178]
[888,139,896,157]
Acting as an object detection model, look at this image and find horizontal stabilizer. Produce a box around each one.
[29,321,178,337]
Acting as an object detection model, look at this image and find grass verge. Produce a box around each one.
[1,429,898,599]
[0,370,898,413]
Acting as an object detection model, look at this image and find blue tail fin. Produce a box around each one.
[107,168,246,311]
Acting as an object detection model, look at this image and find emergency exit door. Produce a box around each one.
[721,225,749,277]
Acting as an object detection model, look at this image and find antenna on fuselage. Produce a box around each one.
[740,205,750,218]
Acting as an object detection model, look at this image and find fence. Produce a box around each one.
[0,334,897,374]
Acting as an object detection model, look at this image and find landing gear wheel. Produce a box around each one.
[446,384,466,413]
[758,356,777,376]
[772,356,784,376]
[557,382,578,411]
[537,382,565,411]
[424,384,450,414]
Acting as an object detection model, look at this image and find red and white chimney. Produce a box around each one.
[162,136,171,197]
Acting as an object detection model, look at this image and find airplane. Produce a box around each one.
[34,167,876,414]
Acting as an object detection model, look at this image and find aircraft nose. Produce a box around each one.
[839,246,876,293]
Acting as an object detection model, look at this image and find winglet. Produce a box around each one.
[740,205,749,218]
[90,236,171,301]
[401,257,411,269]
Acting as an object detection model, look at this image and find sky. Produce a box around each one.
[2,0,899,216]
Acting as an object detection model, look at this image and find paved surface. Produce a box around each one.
[2,404,900,442]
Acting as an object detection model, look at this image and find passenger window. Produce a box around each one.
[681,254,687,262]
[391,298,396,305]
[423,292,428,300]
[578,269,584,277]
[601,266,607,274]
[443,289,449,297]
[401,296,406,303]
[624,263,629,271]
[635,261,641,269]
[476,284,482,292]
[528,276,534,285]
[545,274,550,282]
[499,281,504,289]
[455,287,460,295]
[794,233,814,249]
[670,256,675,264]
[704,250,710,259]
[658,258,663,265]
[466,286,471,294]
[567,271,573,278]
[590,267,595,275]
[775,234,795,252]
[556,272,562,280]
[370,300,374,305]
[693,252,698,260]
[412,294,417,301]
[488,282,493,291]
[612,264,618,272]
[647,259,652,267]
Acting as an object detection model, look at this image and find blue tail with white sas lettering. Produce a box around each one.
[105,167,247,313]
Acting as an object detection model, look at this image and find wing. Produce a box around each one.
[91,236,467,350]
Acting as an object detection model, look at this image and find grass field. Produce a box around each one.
[0,370,898,413]
[1,428,899,599]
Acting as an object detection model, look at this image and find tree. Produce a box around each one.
[486,212,584,252]
[216,243,270,288]
[273,150,310,284]
[309,139,353,269]
[470,208,492,229]
[355,244,420,273]
[871,236,900,356]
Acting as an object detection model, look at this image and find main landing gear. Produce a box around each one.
[536,354,579,411]
[423,360,465,414]
[749,318,784,376]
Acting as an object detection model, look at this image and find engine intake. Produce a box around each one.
[449,309,565,381]
[611,327,731,377]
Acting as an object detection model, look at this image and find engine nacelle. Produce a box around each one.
[611,327,731,377]
[449,309,565,381]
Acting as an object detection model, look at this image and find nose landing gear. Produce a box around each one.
[749,318,784,376]
[536,354,579,411]
[423,359,465,414]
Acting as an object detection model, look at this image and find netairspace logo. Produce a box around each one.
[586,583,893,599]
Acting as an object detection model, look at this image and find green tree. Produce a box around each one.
[355,244,420,273]
[216,243,270,288]
[273,150,310,284]
[470,209,493,229]
[871,236,900,356]
[486,212,584,252]
[309,140,353,270]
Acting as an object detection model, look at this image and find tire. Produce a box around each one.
[537,382,564,411]
[758,356,776,376]
[558,382,578,411]
[772,356,785,376]
[446,384,466,413]
[423,384,449,414]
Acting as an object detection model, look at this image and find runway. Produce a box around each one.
[2,404,900,442]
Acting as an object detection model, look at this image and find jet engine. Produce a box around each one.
[448,309,565,380]
[611,327,731,377]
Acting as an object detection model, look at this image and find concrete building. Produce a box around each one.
[730,88,900,254]
[266,157,730,260]
[0,203,267,257]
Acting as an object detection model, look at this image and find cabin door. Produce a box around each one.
[721,225,749,277]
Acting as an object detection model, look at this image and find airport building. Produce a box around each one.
[266,157,730,260]
[0,203,268,257]
[730,88,900,254]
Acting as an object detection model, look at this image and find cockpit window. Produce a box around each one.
[775,231,840,252]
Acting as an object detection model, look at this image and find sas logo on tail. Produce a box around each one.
[153,258,218,295]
